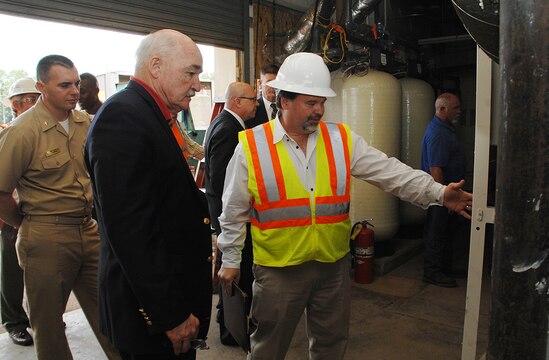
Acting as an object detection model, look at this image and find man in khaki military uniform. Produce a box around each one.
[0,55,120,360]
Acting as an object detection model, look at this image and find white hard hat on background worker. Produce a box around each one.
[3,77,41,107]
[266,52,336,97]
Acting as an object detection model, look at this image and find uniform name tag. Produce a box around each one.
[45,148,60,157]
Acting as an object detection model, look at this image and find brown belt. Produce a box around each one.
[24,214,92,225]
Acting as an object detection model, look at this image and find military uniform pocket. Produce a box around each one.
[40,151,71,169]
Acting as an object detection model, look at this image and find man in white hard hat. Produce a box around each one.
[0,77,40,346]
[217,52,473,359]
[2,77,41,128]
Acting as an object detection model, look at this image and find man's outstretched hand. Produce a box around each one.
[443,180,473,219]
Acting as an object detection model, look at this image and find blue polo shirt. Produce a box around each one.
[421,116,465,184]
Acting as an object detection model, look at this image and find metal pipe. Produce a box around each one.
[280,0,335,59]
[271,0,383,64]
[351,0,383,24]
[488,0,549,359]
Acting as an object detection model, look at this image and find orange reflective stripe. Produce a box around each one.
[264,123,287,200]
[316,213,350,224]
[337,123,351,193]
[320,122,338,196]
[246,129,269,204]
[316,194,350,204]
[254,197,310,212]
[251,217,312,230]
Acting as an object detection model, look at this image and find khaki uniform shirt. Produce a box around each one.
[0,98,93,217]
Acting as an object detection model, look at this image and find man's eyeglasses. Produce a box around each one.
[20,96,39,105]
[238,96,258,102]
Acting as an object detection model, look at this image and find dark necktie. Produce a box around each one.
[270,103,278,119]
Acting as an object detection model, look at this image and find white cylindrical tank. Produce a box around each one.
[399,77,434,226]
[323,69,345,122]
[342,69,402,241]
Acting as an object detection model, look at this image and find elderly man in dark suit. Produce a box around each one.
[204,82,257,346]
[247,63,279,129]
[84,29,212,360]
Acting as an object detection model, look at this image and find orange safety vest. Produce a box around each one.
[239,120,353,267]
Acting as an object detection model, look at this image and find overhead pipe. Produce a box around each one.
[350,0,384,24]
[271,0,335,63]
[268,0,382,64]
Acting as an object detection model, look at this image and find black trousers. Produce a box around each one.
[120,349,196,360]
[423,205,468,277]
[0,224,30,331]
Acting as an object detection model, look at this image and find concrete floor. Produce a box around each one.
[0,251,491,360]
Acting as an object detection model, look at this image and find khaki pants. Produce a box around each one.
[249,254,351,360]
[17,217,120,360]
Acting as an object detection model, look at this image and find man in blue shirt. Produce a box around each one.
[421,92,467,287]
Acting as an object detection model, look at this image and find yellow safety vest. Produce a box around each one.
[239,120,353,267]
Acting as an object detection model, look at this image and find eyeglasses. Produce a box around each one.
[20,95,39,104]
[238,96,258,102]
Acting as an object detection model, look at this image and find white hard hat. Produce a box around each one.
[3,77,41,107]
[266,52,336,98]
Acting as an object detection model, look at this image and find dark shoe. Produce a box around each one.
[220,328,239,346]
[443,268,468,279]
[423,273,457,288]
[8,328,33,346]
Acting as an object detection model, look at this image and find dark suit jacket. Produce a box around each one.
[84,80,212,354]
[246,96,270,129]
[203,109,245,235]
[203,109,254,311]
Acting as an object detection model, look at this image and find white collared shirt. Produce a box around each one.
[263,97,276,119]
[217,118,445,268]
[223,108,246,130]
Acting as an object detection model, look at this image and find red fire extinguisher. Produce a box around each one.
[351,220,375,284]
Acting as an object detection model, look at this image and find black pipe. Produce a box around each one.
[310,0,321,53]
[352,0,383,24]
[488,1,549,359]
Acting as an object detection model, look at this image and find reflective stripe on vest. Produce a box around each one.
[246,121,351,230]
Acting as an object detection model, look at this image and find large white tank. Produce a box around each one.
[323,69,345,122]
[399,77,434,226]
[342,69,402,241]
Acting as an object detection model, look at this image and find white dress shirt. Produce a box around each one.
[218,118,445,269]
[223,108,246,129]
[263,97,275,119]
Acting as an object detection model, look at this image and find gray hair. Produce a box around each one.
[135,31,178,74]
